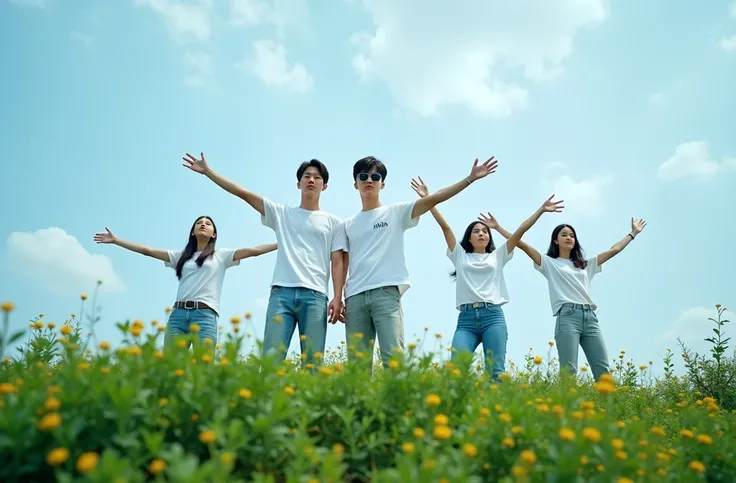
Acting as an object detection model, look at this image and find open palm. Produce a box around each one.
[182,152,209,174]
[542,194,564,213]
[94,227,117,244]
[631,217,647,234]
[477,212,498,229]
[410,177,429,198]
[468,156,499,182]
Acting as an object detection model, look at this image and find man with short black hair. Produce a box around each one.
[182,152,346,364]
[341,155,498,368]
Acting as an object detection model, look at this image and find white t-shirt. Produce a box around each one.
[344,201,420,299]
[165,248,240,315]
[447,240,514,309]
[262,198,346,296]
[534,255,601,315]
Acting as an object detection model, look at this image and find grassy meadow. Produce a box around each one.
[0,293,734,483]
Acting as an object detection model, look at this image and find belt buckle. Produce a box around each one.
[184,301,196,310]
[472,302,480,308]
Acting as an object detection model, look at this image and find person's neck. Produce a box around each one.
[195,238,209,252]
[361,195,382,211]
[473,248,486,254]
[299,195,320,211]
[558,249,572,259]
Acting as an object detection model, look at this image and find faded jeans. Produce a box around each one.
[164,307,218,349]
[451,302,508,380]
[345,286,404,368]
[262,285,328,364]
[554,303,610,381]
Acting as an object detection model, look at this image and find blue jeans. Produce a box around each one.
[262,285,328,364]
[164,307,218,348]
[451,303,508,380]
[345,286,404,368]
[554,303,610,381]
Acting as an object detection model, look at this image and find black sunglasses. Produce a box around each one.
[357,172,382,182]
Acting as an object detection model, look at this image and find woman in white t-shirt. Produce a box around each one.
[94,216,277,348]
[509,218,647,381]
[412,178,563,380]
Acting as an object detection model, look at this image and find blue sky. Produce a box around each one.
[2,0,735,376]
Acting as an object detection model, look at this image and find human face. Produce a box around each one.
[298,166,326,196]
[354,166,384,196]
[192,217,216,240]
[555,226,576,251]
[469,223,490,252]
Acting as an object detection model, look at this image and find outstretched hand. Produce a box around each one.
[468,156,498,182]
[541,194,564,213]
[631,217,647,234]
[410,176,429,198]
[477,212,499,229]
[94,227,117,244]
[182,152,210,174]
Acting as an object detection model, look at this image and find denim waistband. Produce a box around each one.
[459,302,498,312]
[560,302,594,310]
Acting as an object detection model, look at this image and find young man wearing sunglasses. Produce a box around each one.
[341,155,499,368]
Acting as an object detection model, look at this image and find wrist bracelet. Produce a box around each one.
[627,233,635,240]
[465,177,472,186]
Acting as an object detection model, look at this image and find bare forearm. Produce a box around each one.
[204,167,265,216]
[609,234,634,253]
[413,176,472,217]
[114,239,168,261]
[331,254,346,299]
[253,243,278,256]
[494,224,512,239]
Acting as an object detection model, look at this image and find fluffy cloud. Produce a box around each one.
[183,51,213,87]
[660,306,724,356]
[6,228,124,295]
[350,0,606,118]
[720,35,736,52]
[230,0,309,34]
[134,0,213,43]
[242,40,314,93]
[657,141,736,182]
[550,174,612,216]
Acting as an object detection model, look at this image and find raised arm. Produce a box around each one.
[233,243,277,262]
[410,177,456,251]
[93,227,170,262]
[182,152,265,216]
[479,213,543,267]
[596,218,647,266]
[411,157,498,219]
[506,195,564,252]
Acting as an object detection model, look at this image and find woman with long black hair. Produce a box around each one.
[492,216,646,381]
[94,216,276,347]
[411,177,563,380]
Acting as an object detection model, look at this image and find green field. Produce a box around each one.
[1,301,734,483]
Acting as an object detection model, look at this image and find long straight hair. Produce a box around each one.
[546,223,587,269]
[451,221,495,279]
[175,216,218,279]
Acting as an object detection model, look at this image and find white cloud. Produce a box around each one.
[134,0,213,43]
[230,0,309,35]
[9,0,49,8]
[241,40,314,93]
[349,0,606,118]
[660,306,724,356]
[550,174,612,216]
[720,35,736,53]
[183,51,213,87]
[6,227,124,295]
[657,141,736,182]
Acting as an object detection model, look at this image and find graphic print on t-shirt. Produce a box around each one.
[344,201,420,299]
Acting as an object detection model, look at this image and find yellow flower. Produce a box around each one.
[616,478,633,483]
[611,438,625,450]
[60,325,72,335]
[273,315,283,323]
[480,407,491,417]
[76,452,99,474]
[0,383,17,395]
[38,412,62,431]
[220,452,235,464]
[413,428,425,438]
[174,369,185,377]
[45,397,61,411]
[130,325,143,337]
[46,447,69,465]
[650,426,666,437]
[697,434,712,445]
[154,350,164,360]
[80,293,88,301]
[1,301,15,312]
[520,449,536,464]
[33,321,44,329]
[245,312,252,319]
[432,425,452,440]
[128,346,142,356]
[680,429,694,438]
[199,430,216,444]
[688,460,706,473]
[559,427,576,441]
[159,398,168,407]
[149,459,166,474]
[425,394,441,406]
[99,341,111,350]
[533,356,543,365]
[239,388,252,399]
[499,412,512,423]
[502,437,515,448]
[230,316,241,324]
[388,359,400,369]
[582,427,601,443]
[463,443,478,457]
[401,442,415,453]
[332,443,345,455]
[434,413,449,426]
[284,386,295,396]
[190,323,200,333]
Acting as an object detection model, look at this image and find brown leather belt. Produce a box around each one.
[173,301,214,311]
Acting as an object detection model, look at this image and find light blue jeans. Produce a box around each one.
[164,307,218,348]
[262,285,328,364]
[451,302,508,380]
[554,303,610,381]
[345,286,404,368]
